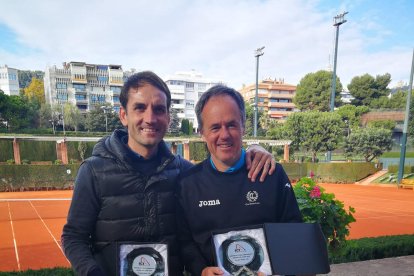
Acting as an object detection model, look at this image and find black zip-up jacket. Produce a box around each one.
[177,160,302,275]
[62,129,192,276]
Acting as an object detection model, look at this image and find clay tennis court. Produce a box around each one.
[0,184,413,272]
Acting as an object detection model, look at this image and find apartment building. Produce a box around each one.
[164,71,222,131]
[44,62,134,113]
[0,65,20,96]
[239,78,296,121]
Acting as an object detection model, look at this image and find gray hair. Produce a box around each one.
[195,84,246,131]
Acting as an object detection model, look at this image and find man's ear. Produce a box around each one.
[119,106,128,127]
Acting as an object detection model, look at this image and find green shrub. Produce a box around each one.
[6,159,15,165]
[388,165,414,174]
[330,235,414,264]
[21,159,31,165]
[294,177,356,252]
[0,164,80,191]
[190,141,208,161]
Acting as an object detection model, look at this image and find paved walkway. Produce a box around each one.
[321,255,414,276]
[355,169,388,185]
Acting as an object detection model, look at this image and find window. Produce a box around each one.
[185,82,194,89]
[76,95,86,101]
[197,83,206,90]
[113,96,120,102]
[98,76,108,82]
[77,105,87,110]
[56,83,67,89]
[110,86,121,93]
[73,84,86,91]
[186,100,194,109]
[57,93,68,101]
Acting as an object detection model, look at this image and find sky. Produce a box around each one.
[0,0,413,90]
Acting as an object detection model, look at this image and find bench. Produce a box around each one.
[401,179,414,190]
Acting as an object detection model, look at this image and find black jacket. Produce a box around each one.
[62,129,192,276]
[177,160,302,275]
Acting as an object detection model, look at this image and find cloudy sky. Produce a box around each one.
[0,0,413,89]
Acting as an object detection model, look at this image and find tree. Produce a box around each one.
[370,90,407,109]
[344,127,393,162]
[348,73,391,106]
[282,111,342,161]
[335,104,369,137]
[85,106,107,132]
[293,70,343,111]
[1,95,35,131]
[244,101,265,137]
[299,112,343,162]
[181,119,191,135]
[64,103,84,132]
[168,108,180,134]
[23,78,45,104]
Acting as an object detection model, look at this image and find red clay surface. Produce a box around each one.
[0,185,413,272]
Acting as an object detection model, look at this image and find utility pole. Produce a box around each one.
[397,48,414,187]
[327,11,348,161]
[254,46,265,137]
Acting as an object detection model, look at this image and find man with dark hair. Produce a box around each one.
[62,72,276,276]
[177,85,302,276]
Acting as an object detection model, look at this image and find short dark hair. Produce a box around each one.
[120,71,171,111]
[195,84,246,131]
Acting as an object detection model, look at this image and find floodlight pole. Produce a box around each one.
[397,48,414,187]
[254,46,265,137]
[327,11,348,162]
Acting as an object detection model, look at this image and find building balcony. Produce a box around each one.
[269,93,294,99]
[71,78,87,84]
[108,80,123,86]
[75,98,88,104]
[268,102,296,108]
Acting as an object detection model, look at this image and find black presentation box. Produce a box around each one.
[212,223,330,275]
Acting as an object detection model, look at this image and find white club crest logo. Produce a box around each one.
[246,191,259,203]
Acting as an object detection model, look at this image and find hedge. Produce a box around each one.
[306,162,379,183]
[0,140,96,162]
[330,235,414,264]
[388,165,414,174]
[0,164,80,191]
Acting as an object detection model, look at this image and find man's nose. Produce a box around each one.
[219,127,231,138]
[143,109,156,123]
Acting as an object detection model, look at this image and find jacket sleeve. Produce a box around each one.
[61,161,104,276]
[176,185,208,275]
[275,164,303,222]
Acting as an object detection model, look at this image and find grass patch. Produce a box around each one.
[372,173,414,184]
[381,152,414,158]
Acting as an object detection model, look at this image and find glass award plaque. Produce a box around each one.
[213,228,272,276]
[118,243,168,276]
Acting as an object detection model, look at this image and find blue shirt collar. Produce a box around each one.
[210,149,245,173]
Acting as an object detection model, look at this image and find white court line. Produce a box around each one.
[28,201,70,265]
[7,202,21,271]
[0,198,71,202]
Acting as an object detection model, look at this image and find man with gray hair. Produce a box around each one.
[177,85,302,276]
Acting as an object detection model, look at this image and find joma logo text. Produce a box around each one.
[199,199,221,207]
